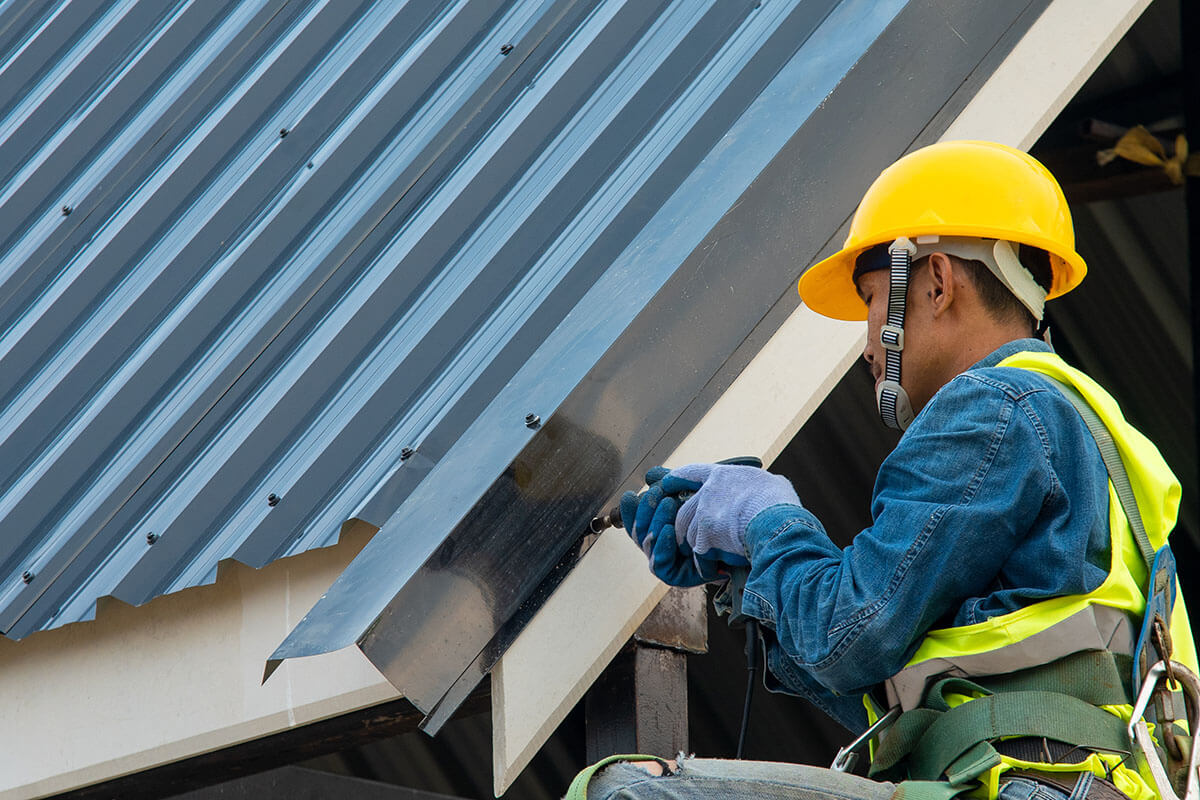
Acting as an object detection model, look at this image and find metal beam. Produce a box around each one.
[585,643,689,763]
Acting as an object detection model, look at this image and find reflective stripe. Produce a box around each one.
[885,605,1135,711]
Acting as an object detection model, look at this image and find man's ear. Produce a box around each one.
[926,252,956,316]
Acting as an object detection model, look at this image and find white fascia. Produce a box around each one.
[0,521,399,800]
[490,0,1152,794]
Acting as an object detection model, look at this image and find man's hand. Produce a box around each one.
[621,467,715,586]
[665,463,801,565]
[620,464,800,587]
[620,466,670,556]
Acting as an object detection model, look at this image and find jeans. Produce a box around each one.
[583,759,1079,800]
[998,777,1078,800]
[584,757,896,800]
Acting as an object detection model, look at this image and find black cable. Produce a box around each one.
[736,618,759,759]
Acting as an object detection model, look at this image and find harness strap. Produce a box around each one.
[908,691,1131,783]
[870,652,1135,782]
[1038,374,1179,688]
[871,691,1132,782]
[1039,376,1154,569]
[966,650,1134,706]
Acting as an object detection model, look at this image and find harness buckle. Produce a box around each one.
[1128,660,1200,800]
[832,705,901,773]
[1152,617,1177,687]
[880,324,904,352]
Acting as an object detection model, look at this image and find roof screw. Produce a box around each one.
[267,493,281,507]
[21,571,33,584]
[279,128,289,138]
[61,205,72,216]
[146,531,159,545]
[524,413,540,429]
[500,43,513,55]
[400,446,415,461]
[306,161,314,169]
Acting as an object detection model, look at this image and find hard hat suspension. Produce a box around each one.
[907,236,1046,322]
[877,238,916,431]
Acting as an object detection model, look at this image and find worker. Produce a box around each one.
[567,141,1199,800]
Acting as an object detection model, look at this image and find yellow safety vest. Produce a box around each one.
[871,351,1197,800]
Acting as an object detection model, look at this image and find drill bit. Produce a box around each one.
[588,504,623,533]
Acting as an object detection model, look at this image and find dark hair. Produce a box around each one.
[948,245,1052,333]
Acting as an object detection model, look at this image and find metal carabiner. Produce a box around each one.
[831,705,902,773]
[1128,660,1200,800]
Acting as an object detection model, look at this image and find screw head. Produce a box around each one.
[500,43,514,55]
[61,205,72,216]
[267,493,280,507]
[21,571,33,584]
[524,413,540,428]
[279,128,289,138]
[146,531,159,544]
[400,446,414,461]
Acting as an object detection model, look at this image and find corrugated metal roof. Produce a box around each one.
[2,0,907,638]
[0,0,1054,711]
[5,0,808,634]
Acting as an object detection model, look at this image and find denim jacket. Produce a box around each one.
[741,339,1114,731]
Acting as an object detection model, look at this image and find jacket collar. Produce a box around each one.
[971,337,1052,371]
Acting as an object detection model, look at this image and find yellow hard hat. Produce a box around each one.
[798,140,1087,321]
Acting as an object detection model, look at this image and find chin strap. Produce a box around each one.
[877,238,916,431]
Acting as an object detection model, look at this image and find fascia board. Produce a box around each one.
[0,523,399,800]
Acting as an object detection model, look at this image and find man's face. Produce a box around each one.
[855,263,942,415]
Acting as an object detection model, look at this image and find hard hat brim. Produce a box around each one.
[798,247,869,321]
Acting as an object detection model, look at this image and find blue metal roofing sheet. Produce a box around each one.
[0,0,1050,728]
[0,0,854,637]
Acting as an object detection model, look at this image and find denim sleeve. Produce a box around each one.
[741,374,1056,702]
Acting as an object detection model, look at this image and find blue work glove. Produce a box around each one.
[620,466,670,556]
[662,463,801,567]
[620,466,714,587]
